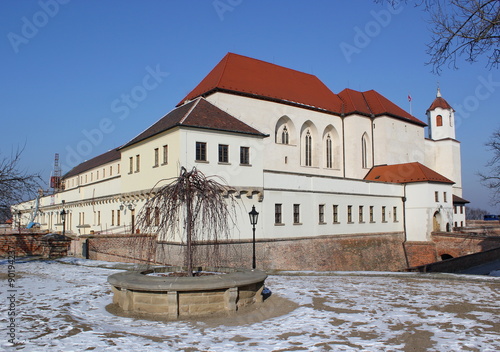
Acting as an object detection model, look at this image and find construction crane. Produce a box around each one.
[50,153,62,194]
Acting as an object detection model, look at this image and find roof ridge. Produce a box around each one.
[361,91,374,116]
[179,97,202,124]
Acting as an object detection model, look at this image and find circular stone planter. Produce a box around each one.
[107,266,267,318]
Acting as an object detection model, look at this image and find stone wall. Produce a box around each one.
[0,233,70,259]
[432,232,500,259]
[77,232,410,271]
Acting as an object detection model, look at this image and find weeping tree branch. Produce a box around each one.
[0,147,43,222]
[135,167,239,275]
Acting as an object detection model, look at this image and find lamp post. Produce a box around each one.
[248,205,259,269]
[60,209,66,236]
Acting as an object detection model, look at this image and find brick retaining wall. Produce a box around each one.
[0,234,71,258]
[77,232,411,271]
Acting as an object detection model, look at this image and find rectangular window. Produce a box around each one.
[117,164,120,174]
[275,204,282,224]
[240,146,250,165]
[435,191,439,202]
[154,148,159,167]
[97,211,101,226]
[382,206,387,222]
[454,206,457,214]
[460,206,463,214]
[333,205,339,223]
[370,206,374,222]
[103,168,105,178]
[96,171,99,180]
[154,207,160,226]
[359,206,364,223]
[219,144,229,163]
[110,165,113,176]
[319,204,325,224]
[129,157,133,174]
[443,192,447,202]
[111,210,115,226]
[393,206,397,222]
[293,204,300,224]
[196,142,207,161]
[347,205,352,223]
[145,207,151,226]
[136,155,140,172]
[117,210,121,226]
[163,145,168,164]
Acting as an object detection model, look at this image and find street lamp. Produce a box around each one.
[248,205,259,269]
[60,209,66,236]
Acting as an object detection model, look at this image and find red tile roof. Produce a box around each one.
[121,97,266,149]
[178,53,426,126]
[178,53,344,113]
[338,88,426,126]
[427,96,454,111]
[364,162,454,184]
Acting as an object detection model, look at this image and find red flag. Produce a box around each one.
[407,94,412,102]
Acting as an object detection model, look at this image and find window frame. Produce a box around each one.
[196,142,207,162]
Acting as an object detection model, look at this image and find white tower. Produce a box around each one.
[427,88,455,140]
[425,88,462,197]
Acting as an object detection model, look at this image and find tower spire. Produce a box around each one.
[436,82,441,98]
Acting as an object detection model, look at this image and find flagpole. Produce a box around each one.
[408,93,412,116]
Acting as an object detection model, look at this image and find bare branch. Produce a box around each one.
[134,167,239,274]
[0,147,43,221]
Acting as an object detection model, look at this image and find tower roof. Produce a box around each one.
[427,88,454,111]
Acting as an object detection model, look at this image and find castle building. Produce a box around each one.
[13,53,467,270]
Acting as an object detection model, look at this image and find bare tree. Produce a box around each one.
[378,0,500,73]
[135,167,238,275]
[0,147,42,222]
[479,127,500,207]
[466,206,490,219]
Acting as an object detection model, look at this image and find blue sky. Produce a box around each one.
[1,0,499,213]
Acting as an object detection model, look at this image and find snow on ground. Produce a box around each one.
[1,258,499,351]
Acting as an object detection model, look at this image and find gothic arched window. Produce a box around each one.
[305,130,312,167]
[282,126,289,145]
[326,134,332,168]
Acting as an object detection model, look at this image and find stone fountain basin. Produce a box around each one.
[108,266,267,318]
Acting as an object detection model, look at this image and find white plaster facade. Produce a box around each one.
[13,54,466,245]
